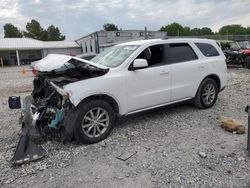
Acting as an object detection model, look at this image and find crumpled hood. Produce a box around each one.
[35,54,108,72]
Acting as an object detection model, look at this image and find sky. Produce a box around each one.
[0,0,250,40]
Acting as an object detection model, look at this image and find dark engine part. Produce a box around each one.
[31,77,73,141]
[224,50,244,65]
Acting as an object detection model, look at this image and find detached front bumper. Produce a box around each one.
[11,96,47,166]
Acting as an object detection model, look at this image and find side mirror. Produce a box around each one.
[129,59,148,70]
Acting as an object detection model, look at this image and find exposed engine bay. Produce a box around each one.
[11,55,108,165]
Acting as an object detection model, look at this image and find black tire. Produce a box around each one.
[242,61,246,68]
[73,99,115,144]
[245,56,250,69]
[194,78,219,109]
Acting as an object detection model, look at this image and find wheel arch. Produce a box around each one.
[201,74,221,90]
[194,74,221,98]
[77,94,120,115]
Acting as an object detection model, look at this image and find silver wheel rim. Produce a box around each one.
[82,107,109,138]
[202,83,216,105]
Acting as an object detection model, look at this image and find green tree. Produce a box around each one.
[23,19,65,41]
[218,24,247,35]
[200,27,213,35]
[190,28,202,36]
[160,23,214,36]
[246,27,250,34]
[188,27,213,36]
[46,25,65,41]
[160,22,184,36]
[3,23,23,38]
[23,19,47,40]
[103,23,118,31]
[182,26,191,36]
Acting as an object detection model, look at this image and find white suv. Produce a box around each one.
[31,38,227,143]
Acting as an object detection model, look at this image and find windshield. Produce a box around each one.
[230,42,240,50]
[90,45,140,68]
[239,41,250,49]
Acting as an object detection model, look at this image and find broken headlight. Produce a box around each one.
[50,81,69,99]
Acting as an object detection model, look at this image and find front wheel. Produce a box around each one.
[73,99,115,144]
[194,78,219,109]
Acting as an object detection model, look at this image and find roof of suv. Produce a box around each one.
[118,38,216,46]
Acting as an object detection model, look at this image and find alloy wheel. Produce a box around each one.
[202,83,216,105]
[81,107,110,138]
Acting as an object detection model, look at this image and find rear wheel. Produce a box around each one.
[73,99,115,144]
[194,78,219,109]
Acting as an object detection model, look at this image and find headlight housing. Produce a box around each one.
[50,82,69,99]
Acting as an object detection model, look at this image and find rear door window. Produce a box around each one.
[195,43,220,57]
[167,43,197,64]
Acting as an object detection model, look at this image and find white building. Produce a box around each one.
[76,30,167,54]
[0,38,81,66]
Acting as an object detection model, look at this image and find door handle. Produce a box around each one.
[160,70,169,75]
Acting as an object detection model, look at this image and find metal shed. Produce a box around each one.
[76,30,167,54]
[0,38,81,66]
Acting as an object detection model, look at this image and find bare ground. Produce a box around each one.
[0,66,250,188]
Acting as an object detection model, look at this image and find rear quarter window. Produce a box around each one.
[195,42,220,57]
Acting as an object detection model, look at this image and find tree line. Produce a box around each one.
[3,21,250,41]
[4,19,65,41]
[160,22,250,36]
[102,22,250,36]
[3,22,119,41]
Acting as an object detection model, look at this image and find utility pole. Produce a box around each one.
[16,50,20,66]
[145,26,148,39]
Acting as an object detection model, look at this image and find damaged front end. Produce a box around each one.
[31,78,73,141]
[11,54,108,165]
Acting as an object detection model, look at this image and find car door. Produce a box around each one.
[125,44,171,113]
[166,42,205,101]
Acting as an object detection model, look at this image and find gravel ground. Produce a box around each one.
[0,66,250,188]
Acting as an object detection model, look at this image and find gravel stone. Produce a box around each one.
[0,66,250,188]
[198,151,207,158]
[237,157,246,162]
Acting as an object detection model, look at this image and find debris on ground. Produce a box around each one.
[198,151,207,158]
[218,116,246,134]
[116,151,137,161]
